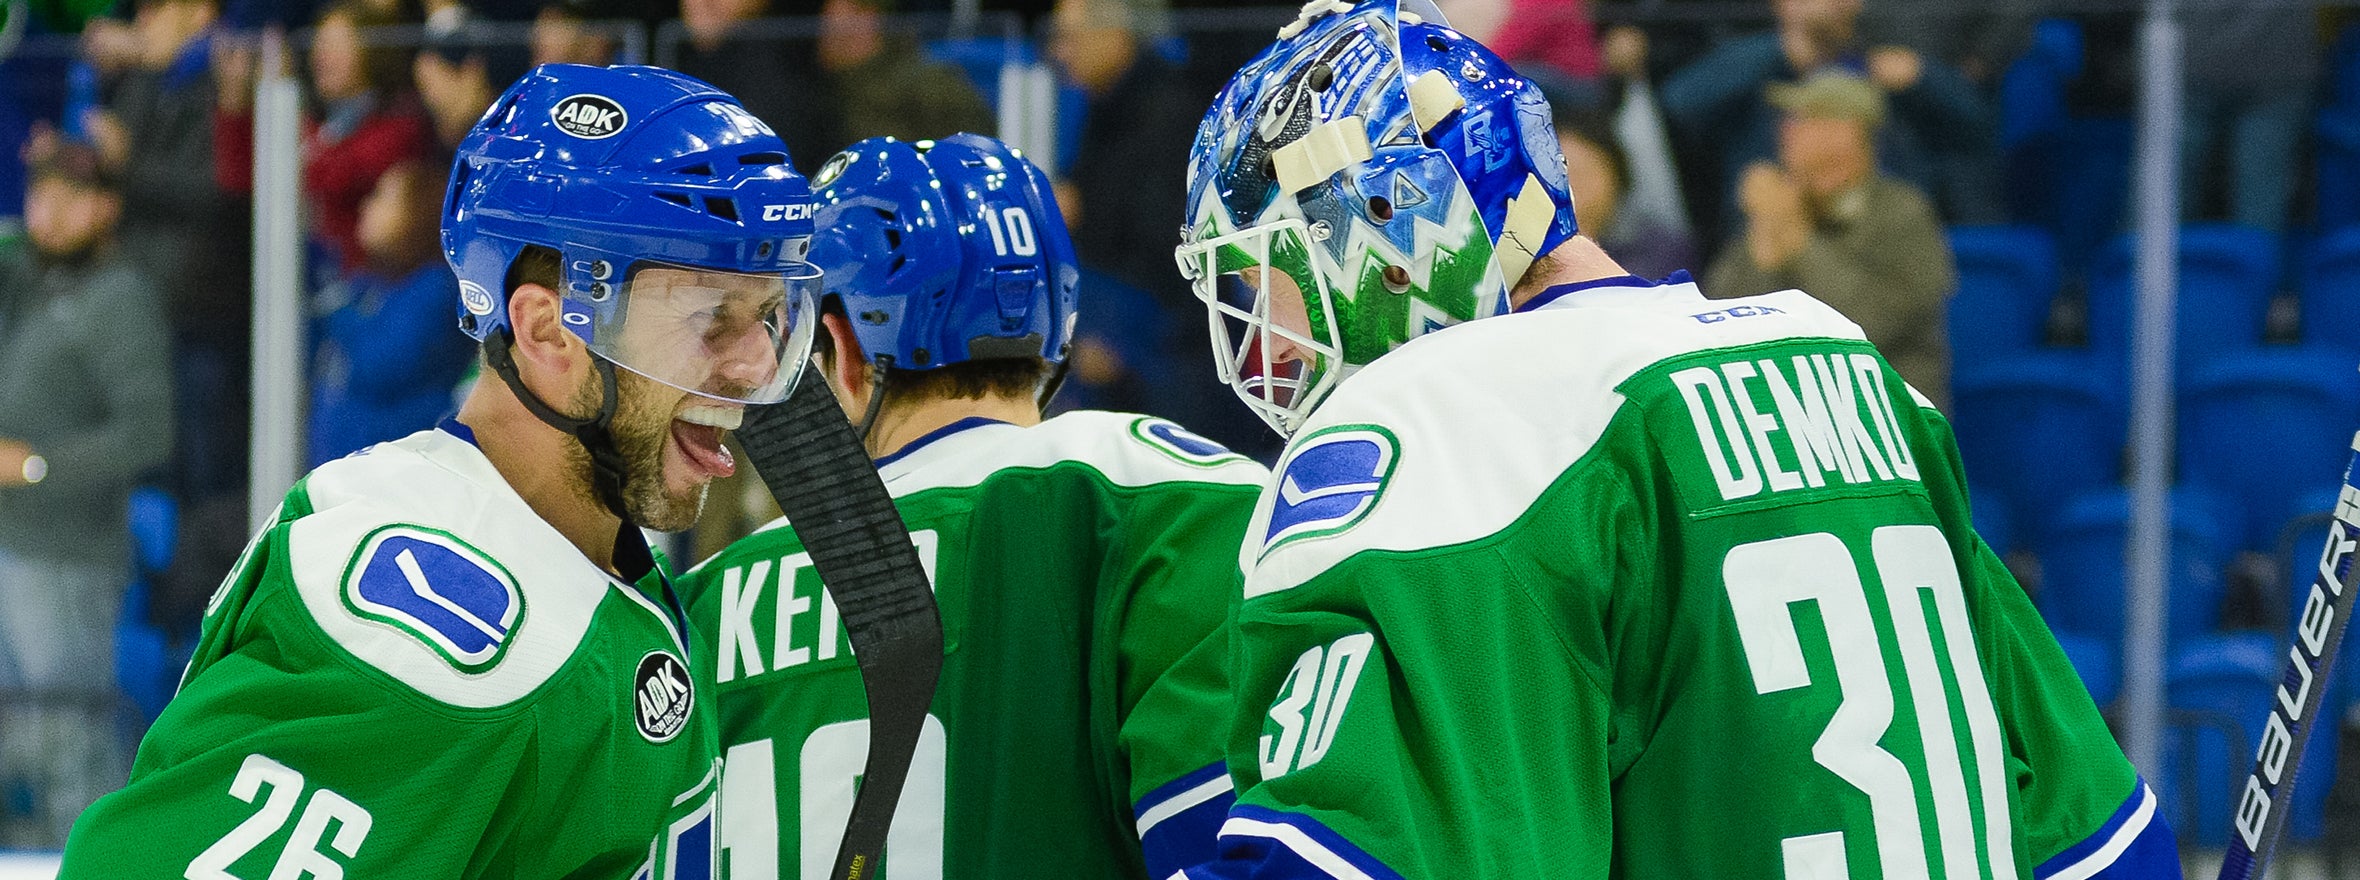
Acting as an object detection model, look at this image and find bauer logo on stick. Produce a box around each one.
[634,651,694,742]
[551,94,628,139]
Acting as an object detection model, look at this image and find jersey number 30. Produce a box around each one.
[1725,526,2017,880]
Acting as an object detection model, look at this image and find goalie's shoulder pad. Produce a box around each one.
[282,429,638,710]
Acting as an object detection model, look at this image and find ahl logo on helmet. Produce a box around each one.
[551,94,628,140]
[633,650,694,743]
[459,280,497,316]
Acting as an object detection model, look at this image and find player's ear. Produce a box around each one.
[818,310,870,419]
[508,282,585,379]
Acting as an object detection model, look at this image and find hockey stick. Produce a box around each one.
[736,376,944,880]
[2217,424,2360,880]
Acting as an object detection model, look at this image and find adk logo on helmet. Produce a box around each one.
[634,650,694,743]
[459,280,497,316]
[551,94,628,140]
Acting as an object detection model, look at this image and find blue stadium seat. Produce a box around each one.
[2298,226,2360,353]
[1969,481,2015,560]
[1951,353,2124,537]
[2178,346,2360,552]
[923,35,1035,110]
[2161,632,2283,846]
[1947,226,2061,363]
[2034,487,2235,650]
[115,487,183,721]
[2009,116,2133,273]
[2160,631,2343,845]
[2053,629,2120,709]
[2086,224,2283,380]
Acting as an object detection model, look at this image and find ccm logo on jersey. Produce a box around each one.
[762,203,814,222]
[343,527,524,672]
[1264,425,1398,553]
[550,94,628,139]
[1691,304,1786,324]
[634,651,694,743]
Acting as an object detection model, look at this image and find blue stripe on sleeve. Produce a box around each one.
[1135,763,1236,879]
[1177,804,1407,880]
[2035,778,2184,880]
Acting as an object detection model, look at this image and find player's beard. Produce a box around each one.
[564,367,709,532]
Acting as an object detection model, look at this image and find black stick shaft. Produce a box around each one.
[736,377,945,880]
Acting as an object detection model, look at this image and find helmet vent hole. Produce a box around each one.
[674,162,714,176]
[737,152,787,166]
[757,241,773,257]
[655,191,693,208]
[889,254,907,274]
[1425,34,1448,53]
[884,227,902,248]
[704,197,740,222]
[1382,265,1412,293]
[1368,196,1394,221]
[1308,64,1334,92]
[1259,155,1277,183]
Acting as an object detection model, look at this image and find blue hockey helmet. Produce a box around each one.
[806,134,1080,380]
[443,63,822,405]
[1174,0,1577,435]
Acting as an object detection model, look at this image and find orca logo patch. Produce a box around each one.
[1264,425,1398,554]
[551,94,628,139]
[634,651,694,743]
[343,526,525,672]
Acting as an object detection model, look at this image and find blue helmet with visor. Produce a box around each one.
[444,63,822,407]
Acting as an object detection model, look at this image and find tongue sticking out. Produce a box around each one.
[672,421,735,478]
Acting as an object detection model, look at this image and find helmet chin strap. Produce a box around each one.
[484,332,635,524]
[853,353,894,447]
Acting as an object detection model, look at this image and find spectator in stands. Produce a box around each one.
[815,0,993,143]
[214,0,434,277]
[74,0,254,502]
[0,140,172,846]
[530,0,623,66]
[1860,0,2039,87]
[1436,0,1600,85]
[2180,3,2315,233]
[1659,0,1999,233]
[413,27,499,150]
[673,0,837,166]
[1047,0,1272,458]
[1556,106,1696,281]
[1705,72,1955,407]
[308,159,474,466]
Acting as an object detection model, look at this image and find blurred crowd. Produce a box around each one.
[0,0,2355,849]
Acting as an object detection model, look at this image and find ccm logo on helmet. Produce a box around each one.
[763,203,814,222]
[551,94,628,139]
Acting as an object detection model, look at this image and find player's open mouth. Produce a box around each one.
[672,405,741,479]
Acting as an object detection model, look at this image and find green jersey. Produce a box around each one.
[60,425,723,880]
[679,411,1267,880]
[1190,279,2180,880]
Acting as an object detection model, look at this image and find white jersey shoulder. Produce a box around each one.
[1245,281,1868,597]
[876,410,1271,498]
[283,428,676,709]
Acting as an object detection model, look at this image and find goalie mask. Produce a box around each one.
[1175,0,1577,436]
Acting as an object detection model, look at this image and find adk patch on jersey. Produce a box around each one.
[634,651,694,743]
[551,93,628,139]
[1264,424,1398,554]
[342,525,526,673]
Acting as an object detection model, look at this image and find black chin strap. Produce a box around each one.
[484,332,634,522]
[853,354,894,446]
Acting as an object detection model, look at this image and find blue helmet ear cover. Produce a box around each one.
[1392,15,1578,262]
[443,63,820,342]
[809,133,1080,373]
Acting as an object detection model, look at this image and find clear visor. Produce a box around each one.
[574,261,822,405]
[1173,219,1342,436]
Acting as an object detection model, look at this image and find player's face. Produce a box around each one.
[1230,264,1317,395]
[565,366,734,533]
[1176,217,1343,435]
[588,262,819,406]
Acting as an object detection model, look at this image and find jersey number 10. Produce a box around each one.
[1725,526,2018,880]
